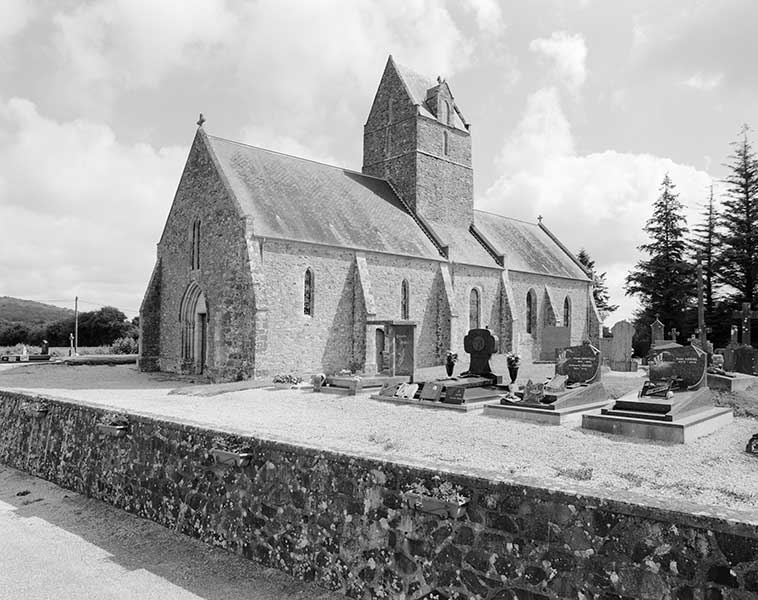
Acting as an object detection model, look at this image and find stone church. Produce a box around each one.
[139,56,600,382]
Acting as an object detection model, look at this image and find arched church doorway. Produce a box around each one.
[179,282,208,374]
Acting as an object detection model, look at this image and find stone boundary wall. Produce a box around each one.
[1,390,757,600]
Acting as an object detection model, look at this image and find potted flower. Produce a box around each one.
[272,373,303,389]
[209,435,254,467]
[97,412,129,437]
[506,352,521,384]
[403,477,470,519]
[445,351,458,377]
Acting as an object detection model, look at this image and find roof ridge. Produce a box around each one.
[474,208,538,226]
[205,135,391,184]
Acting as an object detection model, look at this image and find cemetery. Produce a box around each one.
[3,247,758,599]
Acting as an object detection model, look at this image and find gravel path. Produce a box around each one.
[1,363,757,516]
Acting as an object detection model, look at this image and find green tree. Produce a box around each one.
[690,183,719,314]
[577,248,619,317]
[77,306,131,346]
[625,174,695,351]
[715,125,758,305]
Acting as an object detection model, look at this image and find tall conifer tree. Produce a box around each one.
[626,174,695,339]
[577,248,618,318]
[716,125,758,305]
[691,184,718,314]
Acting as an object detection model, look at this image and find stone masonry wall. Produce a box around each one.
[450,264,504,358]
[152,132,257,382]
[138,259,162,371]
[2,390,757,600]
[260,239,448,375]
[509,272,591,362]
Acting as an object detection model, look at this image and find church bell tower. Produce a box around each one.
[362,56,474,228]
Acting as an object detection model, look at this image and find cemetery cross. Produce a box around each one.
[733,302,758,347]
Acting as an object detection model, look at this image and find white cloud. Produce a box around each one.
[529,31,587,94]
[0,0,36,42]
[0,98,186,316]
[684,72,723,91]
[462,0,505,36]
[482,85,712,323]
[52,0,235,89]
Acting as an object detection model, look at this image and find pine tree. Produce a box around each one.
[690,183,718,314]
[577,248,619,317]
[625,174,695,337]
[716,125,758,305]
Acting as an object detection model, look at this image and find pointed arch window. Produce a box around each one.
[401,279,410,320]
[190,219,201,270]
[563,296,571,328]
[303,268,314,316]
[469,288,480,330]
[440,101,449,125]
[526,289,537,335]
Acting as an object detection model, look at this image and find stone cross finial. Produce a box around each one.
[538,215,543,224]
[197,113,206,127]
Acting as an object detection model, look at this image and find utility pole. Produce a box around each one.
[74,296,79,355]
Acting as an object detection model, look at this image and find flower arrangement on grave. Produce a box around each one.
[506,352,521,368]
[272,373,303,385]
[445,350,458,376]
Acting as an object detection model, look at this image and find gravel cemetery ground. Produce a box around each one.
[1,360,757,516]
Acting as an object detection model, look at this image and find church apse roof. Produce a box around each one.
[473,210,590,280]
[205,134,443,260]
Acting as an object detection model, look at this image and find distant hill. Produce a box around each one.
[0,296,74,327]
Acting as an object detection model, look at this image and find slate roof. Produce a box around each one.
[426,221,499,268]
[205,134,443,260]
[393,60,467,131]
[473,210,589,280]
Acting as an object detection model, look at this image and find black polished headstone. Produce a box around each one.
[649,344,707,389]
[555,342,601,385]
[462,328,498,377]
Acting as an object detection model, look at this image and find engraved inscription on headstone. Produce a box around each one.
[555,342,601,385]
[649,344,707,389]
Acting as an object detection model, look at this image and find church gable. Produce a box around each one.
[364,56,420,133]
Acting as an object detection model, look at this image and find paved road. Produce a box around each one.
[0,466,345,600]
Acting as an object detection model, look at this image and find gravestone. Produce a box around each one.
[540,326,570,361]
[609,320,634,371]
[460,328,497,377]
[733,346,758,376]
[647,345,707,390]
[555,342,601,385]
[586,341,733,442]
[495,341,608,421]
[651,317,665,348]
[733,302,758,346]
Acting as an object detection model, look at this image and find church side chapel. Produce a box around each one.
[139,56,600,382]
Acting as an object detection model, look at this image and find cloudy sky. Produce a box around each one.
[1,0,756,323]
